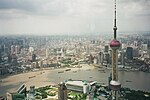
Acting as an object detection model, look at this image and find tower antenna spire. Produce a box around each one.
[113,0,117,39]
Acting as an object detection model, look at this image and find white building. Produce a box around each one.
[141,44,148,51]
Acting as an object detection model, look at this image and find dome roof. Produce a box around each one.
[110,39,121,48]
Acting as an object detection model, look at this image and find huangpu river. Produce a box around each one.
[0,64,150,96]
[48,67,150,92]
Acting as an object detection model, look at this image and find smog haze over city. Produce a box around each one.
[0,0,150,35]
[0,0,150,100]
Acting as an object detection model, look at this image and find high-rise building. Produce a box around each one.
[133,41,138,47]
[0,49,2,63]
[104,53,110,65]
[15,45,20,54]
[32,54,36,62]
[46,48,49,58]
[58,82,67,100]
[39,60,43,68]
[120,50,125,67]
[104,45,109,52]
[126,47,133,60]
[11,45,15,54]
[109,0,121,99]
[141,44,148,51]
[1,44,5,53]
[28,86,35,100]
[93,56,98,64]
[29,47,34,53]
[98,52,104,65]
[8,54,12,63]
[133,48,139,58]
[89,54,93,64]
[4,47,9,54]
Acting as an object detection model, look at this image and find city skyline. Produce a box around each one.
[0,0,150,35]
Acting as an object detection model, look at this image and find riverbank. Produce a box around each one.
[0,64,95,96]
[1,64,150,96]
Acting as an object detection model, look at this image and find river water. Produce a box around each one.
[48,67,150,92]
[0,65,150,96]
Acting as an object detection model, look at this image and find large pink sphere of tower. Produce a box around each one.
[110,39,121,49]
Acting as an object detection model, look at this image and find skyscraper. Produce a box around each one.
[126,47,133,60]
[32,54,36,62]
[46,48,49,58]
[15,45,20,54]
[98,52,104,65]
[58,82,67,100]
[109,0,121,100]
[11,45,15,54]
[0,48,2,63]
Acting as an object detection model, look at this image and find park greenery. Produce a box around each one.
[35,85,57,99]
[120,87,150,100]
[31,84,150,100]
[68,91,87,100]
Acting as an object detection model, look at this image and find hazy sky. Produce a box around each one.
[0,0,149,35]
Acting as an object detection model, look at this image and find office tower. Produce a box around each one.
[58,82,67,100]
[109,0,121,100]
[0,44,5,53]
[30,86,35,95]
[8,54,12,63]
[109,50,112,65]
[28,86,35,100]
[15,45,20,54]
[46,48,49,58]
[86,46,90,54]
[39,60,43,68]
[120,50,125,67]
[133,41,138,47]
[133,48,139,58]
[98,52,104,65]
[93,56,98,64]
[108,73,112,87]
[11,54,17,64]
[104,45,109,52]
[89,54,93,64]
[11,45,15,54]
[32,54,36,62]
[126,47,133,60]
[4,47,9,54]
[104,53,110,65]
[29,47,34,53]
[141,44,148,51]
[0,49,2,63]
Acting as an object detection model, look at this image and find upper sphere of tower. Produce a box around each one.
[110,39,121,49]
[113,27,117,30]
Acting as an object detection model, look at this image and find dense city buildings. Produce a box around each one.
[0,32,150,99]
[0,0,150,100]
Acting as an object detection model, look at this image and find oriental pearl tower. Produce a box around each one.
[109,0,121,100]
